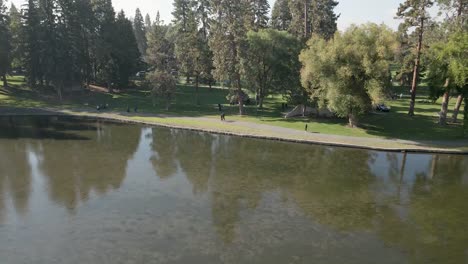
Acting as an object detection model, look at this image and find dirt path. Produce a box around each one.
[1,106,467,154]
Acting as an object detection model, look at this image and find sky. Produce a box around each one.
[9,0,406,31]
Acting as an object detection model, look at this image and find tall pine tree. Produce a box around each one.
[288,0,339,40]
[396,0,434,116]
[209,0,249,115]
[271,0,292,31]
[8,4,22,74]
[114,10,140,88]
[23,0,41,87]
[0,0,10,88]
[133,8,147,57]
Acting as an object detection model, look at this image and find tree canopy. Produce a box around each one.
[300,24,398,127]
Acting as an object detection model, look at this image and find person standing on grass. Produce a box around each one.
[221,112,226,121]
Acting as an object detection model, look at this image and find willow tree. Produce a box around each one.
[300,24,397,127]
[396,0,434,116]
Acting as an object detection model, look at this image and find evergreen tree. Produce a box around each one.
[114,10,140,88]
[146,15,177,110]
[194,0,214,89]
[0,0,10,88]
[288,0,338,40]
[209,0,249,115]
[288,0,309,38]
[310,0,339,40]
[396,0,434,116]
[144,13,151,31]
[133,8,147,57]
[38,0,60,88]
[92,0,117,91]
[271,0,292,31]
[74,0,95,86]
[245,0,270,31]
[146,14,175,72]
[23,0,42,87]
[195,0,210,37]
[173,0,210,104]
[172,0,192,32]
[8,4,22,73]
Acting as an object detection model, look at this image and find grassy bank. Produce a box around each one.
[0,75,465,141]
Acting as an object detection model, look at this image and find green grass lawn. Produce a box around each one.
[1,75,466,141]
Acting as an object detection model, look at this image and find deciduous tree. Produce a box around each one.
[243,29,301,108]
[300,24,398,127]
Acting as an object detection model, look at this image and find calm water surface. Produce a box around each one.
[0,116,467,264]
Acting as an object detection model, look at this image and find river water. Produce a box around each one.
[0,116,467,264]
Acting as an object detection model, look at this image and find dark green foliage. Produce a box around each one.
[114,11,140,88]
[133,8,147,57]
[243,29,302,108]
[209,0,250,114]
[8,4,21,72]
[0,0,10,87]
[19,0,139,96]
[288,0,339,40]
[271,0,292,31]
[245,0,270,31]
[310,0,339,40]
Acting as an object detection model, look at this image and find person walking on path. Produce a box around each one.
[221,112,226,121]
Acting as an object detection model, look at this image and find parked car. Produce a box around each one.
[136,71,146,78]
[376,104,390,112]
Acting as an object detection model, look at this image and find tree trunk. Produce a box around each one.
[464,96,468,137]
[57,82,63,101]
[2,73,7,88]
[107,80,113,93]
[236,75,244,115]
[348,113,358,128]
[195,74,200,105]
[439,91,450,125]
[452,94,463,122]
[304,0,309,39]
[258,87,264,109]
[408,17,425,116]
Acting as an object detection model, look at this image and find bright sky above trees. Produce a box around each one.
[9,0,405,30]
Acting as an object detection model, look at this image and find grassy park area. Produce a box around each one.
[1,75,465,142]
